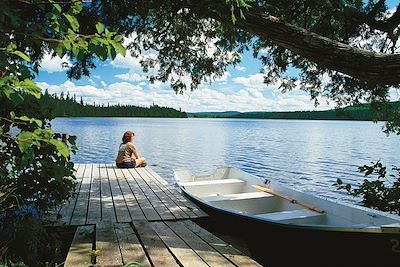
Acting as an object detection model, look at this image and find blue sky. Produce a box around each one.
[35,1,399,113]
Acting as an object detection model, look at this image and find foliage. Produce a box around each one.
[0,0,126,265]
[192,101,400,120]
[334,161,400,215]
[40,91,187,118]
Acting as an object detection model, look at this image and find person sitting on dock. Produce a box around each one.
[116,131,147,168]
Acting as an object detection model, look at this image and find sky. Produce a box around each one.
[35,1,400,113]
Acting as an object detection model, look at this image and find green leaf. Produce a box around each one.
[70,1,83,14]
[90,44,108,61]
[96,22,105,34]
[18,131,33,153]
[6,43,17,52]
[54,4,62,13]
[56,43,66,58]
[12,51,30,62]
[113,35,123,42]
[64,40,71,50]
[108,46,116,60]
[110,40,126,57]
[33,119,43,128]
[19,79,42,99]
[19,115,31,122]
[104,28,112,38]
[50,139,70,158]
[18,116,43,128]
[68,135,77,145]
[64,14,80,32]
[345,184,351,191]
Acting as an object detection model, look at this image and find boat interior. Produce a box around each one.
[175,167,400,230]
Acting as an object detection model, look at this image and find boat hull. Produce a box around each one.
[182,189,400,267]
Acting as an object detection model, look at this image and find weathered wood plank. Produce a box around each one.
[86,163,102,224]
[99,164,117,222]
[107,165,131,222]
[129,169,175,221]
[112,166,146,220]
[182,220,262,267]
[45,164,82,224]
[121,168,161,221]
[64,225,94,267]
[57,164,85,225]
[144,166,169,185]
[144,167,205,218]
[166,221,236,267]
[95,221,123,266]
[132,220,179,267]
[137,168,189,220]
[114,223,151,266]
[150,221,208,267]
[70,164,93,225]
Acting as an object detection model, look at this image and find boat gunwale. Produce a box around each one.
[174,166,400,234]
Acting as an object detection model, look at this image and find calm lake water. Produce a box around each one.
[52,117,400,204]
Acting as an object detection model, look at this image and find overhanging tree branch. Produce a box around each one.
[234,12,400,86]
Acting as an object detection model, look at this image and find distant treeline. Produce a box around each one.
[40,90,187,118]
[190,102,400,121]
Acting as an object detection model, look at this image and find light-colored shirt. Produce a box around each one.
[115,142,137,164]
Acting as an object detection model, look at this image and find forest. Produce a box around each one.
[40,89,188,118]
[191,102,400,121]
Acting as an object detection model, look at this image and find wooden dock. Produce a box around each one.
[49,164,261,267]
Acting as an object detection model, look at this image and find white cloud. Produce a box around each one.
[88,79,96,86]
[37,78,333,113]
[101,81,107,87]
[111,46,158,83]
[233,73,266,89]
[114,72,147,82]
[235,66,247,72]
[39,53,71,73]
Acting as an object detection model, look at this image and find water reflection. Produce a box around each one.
[52,117,400,204]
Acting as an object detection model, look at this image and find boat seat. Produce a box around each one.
[203,191,274,202]
[180,179,246,196]
[180,179,245,187]
[256,209,323,223]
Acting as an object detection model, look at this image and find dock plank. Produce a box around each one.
[150,221,209,267]
[64,225,94,267]
[63,164,261,267]
[132,220,179,267]
[86,163,102,224]
[99,164,117,222]
[107,165,131,222]
[57,164,85,225]
[95,221,123,266]
[121,168,161,221]
[136,168,188,220]
[114,223,151,266]
[166,221,236,267]
[144,167,206,218]
[112,166,146,220]
[182,220,262,267]
[70,164,92,225]
[131,168,175,220]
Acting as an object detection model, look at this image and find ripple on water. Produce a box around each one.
[53,118,400,204]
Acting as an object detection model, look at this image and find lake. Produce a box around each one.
[52,117,400,204]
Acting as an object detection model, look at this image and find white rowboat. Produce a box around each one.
[174,167,400,267]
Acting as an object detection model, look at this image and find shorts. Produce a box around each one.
[116,160,136,168]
